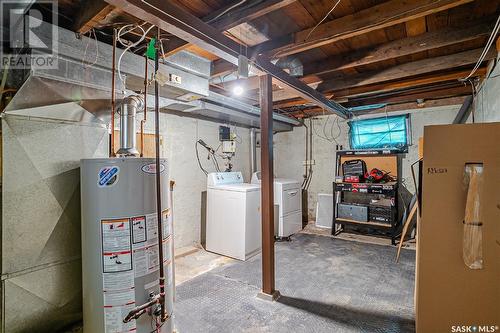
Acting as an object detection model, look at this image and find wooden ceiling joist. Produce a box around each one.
[344,84,472,107]
[251,0,474,58]
[290,96,470,118]
[166,0,295,56]
[302,19,494,78]
[317,47,496,93]
[273,67,486,111]
[105,0,349,117]
[74,1,117,34]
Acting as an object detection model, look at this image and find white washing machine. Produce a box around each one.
[206,172,261,261]
[251,172,302,238]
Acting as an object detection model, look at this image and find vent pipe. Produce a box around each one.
[116,95,144,156]
[274,57,303,77]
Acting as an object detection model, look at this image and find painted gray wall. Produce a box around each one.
[1,111,250,332]
[1,116,108,333]
[474,56,500,122]
[140,113,251,249]
[274,105,461,220]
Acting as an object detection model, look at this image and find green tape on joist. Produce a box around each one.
[146,38,156,60]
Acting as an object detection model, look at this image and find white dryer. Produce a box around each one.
[206,172,261,261]
[251,172,302,238]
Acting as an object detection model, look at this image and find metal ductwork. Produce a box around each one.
[116,95,144,156]
[274,56,304,77]
[4,22,300,132]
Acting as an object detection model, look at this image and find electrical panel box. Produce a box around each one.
[219,126,231,141]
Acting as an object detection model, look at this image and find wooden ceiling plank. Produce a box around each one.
[302,19,494,78]
[344,84,472,107]
[106,0,348,117]
[251,0,473,58]
[290,96,469,118]
[318,48,496,93]
[405,16,427,37]
[273,67,486,107]
[166,0,295,55]
[208,0,296,31]
[74,2,117,34]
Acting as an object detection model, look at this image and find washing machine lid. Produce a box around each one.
[209,183,260,192]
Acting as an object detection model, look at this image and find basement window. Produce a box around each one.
[349,114,410,151]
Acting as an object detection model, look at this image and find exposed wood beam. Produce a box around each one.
[259,74,278,299]
[74,2,116,34]
[290,96,468,118]
[330,68,487,99]
[251,0,473,58]
[405,17,427,37]
[106,0,348,117]
[344,84,471,107]
[318,48,496,93]
[166,0,294,56]
[223,19,493,99]
[208,0,295,32]
[302,20,494,78]
[211,58,237,77]
[273,67,486,108]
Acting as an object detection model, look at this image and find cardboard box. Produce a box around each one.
[418,137,424,159]
[416,123,500,332]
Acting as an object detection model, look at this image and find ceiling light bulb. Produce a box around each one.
[233,85,244,96]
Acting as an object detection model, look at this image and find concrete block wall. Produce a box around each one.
[475,56,500,122]
[273,105,461,220]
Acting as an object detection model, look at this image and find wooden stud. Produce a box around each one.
[259,74,278,299]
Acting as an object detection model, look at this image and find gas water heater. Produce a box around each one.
[81,96,174,333]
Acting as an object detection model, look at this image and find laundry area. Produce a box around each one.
[0,1,499,333]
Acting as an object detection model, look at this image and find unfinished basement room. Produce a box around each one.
[1,0,499,332]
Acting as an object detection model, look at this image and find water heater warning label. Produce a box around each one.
[101,219,133,273]
[131,216,146,244]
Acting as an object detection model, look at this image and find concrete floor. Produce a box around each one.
[63,226,415,333]
[174,232,416,333]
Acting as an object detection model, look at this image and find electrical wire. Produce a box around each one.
[304,0,342,41]
[195,141,208,175]
[207,0,247,23]
[82,28,99,68]
[459,13,500,81]
[117,23,156,83]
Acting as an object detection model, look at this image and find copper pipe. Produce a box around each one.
[140,55,148,157]
[169,180,176,302]
[110,28,117,157]
[154,26,167,322]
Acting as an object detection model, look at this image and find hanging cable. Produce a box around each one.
[459,13,500,81]
[195,141,209,176]
[304,0,342,41]
[117,23,156,83]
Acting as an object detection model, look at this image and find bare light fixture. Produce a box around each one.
[233,85,244,96]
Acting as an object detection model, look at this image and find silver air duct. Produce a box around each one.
[116,95,144,156]
[274,56,304,77]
